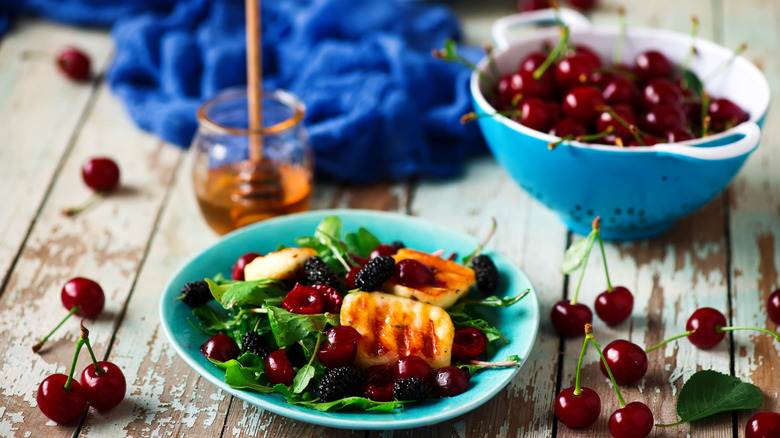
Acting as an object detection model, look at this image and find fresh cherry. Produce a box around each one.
[33,277,106,353]
[345,266,361,289]
[686,307,727,349]
[394,259,435,288]
[80,361,126,411]
[551,300,593,337]
[362,363,396,401]
[200,334,240,362]
[519,52,549,74]
[563,86,605,126]
[554,387,601,428]
[266,349,295,385]
[745,411,780,438]
[370,244,398,259]
[598,340,648,385]
[555,53,598,92]
[311,284,342,313]
[231,252,261,281]
[594,286,634,326]
[634,50,671,82]
[641,78,683,108]
[317,326,361,368]
[708,97,749,131]
[517,0,551,12]
[769,289,780,324]
[550,118,588,139]
[37,374,88,423]
[395,355,434,384]
[569,0,598,12]
[573,45,602,68]
[432,366,471,397]
[495,70,555,109]
[628,136,661,147]
[602,75,640,106]
[452,327,488,360]
[82,157,120,192]
[517,97,559,132]
[282,283,324,314]
[608,402,654,438]
[665,127,696,142]
[597,105,636,144]
[56,47,91,81]
[640,104,686,136]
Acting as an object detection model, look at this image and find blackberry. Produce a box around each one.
[355,256,395,291]
[241,331,272,359]
[304,256,338,286]
[391,241,405,250]
[178,280,213,307]
[471,255,499,294]
[317,366,365,402]
[393,377,428,402]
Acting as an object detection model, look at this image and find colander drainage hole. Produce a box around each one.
[627,208,635,215]
[662,176,668,182]
[575,205,582,210]
[614,208,622,215]
[638,210,645,216]
[586,209,593,216]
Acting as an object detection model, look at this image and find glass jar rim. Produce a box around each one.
[196,87,306,136]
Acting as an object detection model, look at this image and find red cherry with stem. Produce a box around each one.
[640,104,686,136]
[56,47,91,81]
[452,327,488,360]
[396,355,434,384]
[37,322,92,423]
[345,266,361,289]
[519,52,549,74]
[634,50,672,82]
[745,411,780,438]
[64,157,121,216]
[317,326,361,368]
[708,97,749,131]
[432,366,471,397]
[602,75,640,106]
[608,402,654,438]
[551,300,593,337]
[641,78,683,108]
[555,331,600,428]
[595,286,634,326]
[201,334,240,362]
[282,283,325,314]
[597,105,636,144]
[33,277,106,353]
[550,118,588,139]
[573,45,602,68]
[686,307,728,348]
[665,127,696,142]
[518,97,558,132]
[563,86,605,125]
[79,333,125,411]
[231,252,261,281]
[769,289,780,324]
[598,340,648,385]
[555,53,598,92]
[266,349,295,385]
[495,70,555,109]
[370,244,397,259]
[394,259,435,288]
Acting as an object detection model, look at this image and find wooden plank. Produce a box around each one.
[366,155,569,437]
[0,19,112,294]
[722,0,780,435]
[556,1,733,437]
[0,75,181,435]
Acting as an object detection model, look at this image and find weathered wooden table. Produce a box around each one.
[0,0,777,436]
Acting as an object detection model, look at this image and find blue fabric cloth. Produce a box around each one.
[0,0,485,183]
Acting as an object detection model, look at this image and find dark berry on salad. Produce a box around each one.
[317,366,366,402]
[471,255,499,294]
[241,331,272,360]
[393,377,429,402]
[391,241,405,250]
[178,280,213,307]
[303,256,338,286]
[355,256,395,291]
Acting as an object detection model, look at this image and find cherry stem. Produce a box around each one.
[465,359,519,368]
[594,228,614,292]
[484,44,500,80]
[613,7,626,65]
[701,91,711,137]
[644,330,694,353]
[63,192,103,217]
[575,126,615,143]
[464,218,498,265]
[681,16,700,83]
[570,231,596,305]
[32,306,79,353]
[83,337,105,376]
[533,26,569,80]
[717,326,780,342]
[307,333,324,367]
[703,43,747,85]
[432,39,497,86]
[587,331,627,408]
[573,334,589,395]
[548,134,575,150]
[64,337,87,391]
[461,111,524,124]
[251,307,269,314]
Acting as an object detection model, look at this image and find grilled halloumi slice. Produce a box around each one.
[243,247,317,281]
[381,248,476,309]
[340,291,454,369]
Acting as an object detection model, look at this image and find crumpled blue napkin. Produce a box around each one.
[0,0,485,183]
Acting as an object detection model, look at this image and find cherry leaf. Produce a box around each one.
[561,232,594,274]
[663,370,762,426]
[682,69,704,97]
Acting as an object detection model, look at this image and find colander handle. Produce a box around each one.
[655,122,761,161]
[492,8,591,51]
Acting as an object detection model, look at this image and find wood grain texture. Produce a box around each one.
[0,80,179,437]
[722,0,780,435]
[0,20,112,295]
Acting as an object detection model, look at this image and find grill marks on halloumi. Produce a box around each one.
[340,292,455,369]
[243,247,317,281]
[382,248,476,309]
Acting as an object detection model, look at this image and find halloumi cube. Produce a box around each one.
[243,247,317,281]
[340,291,455,369]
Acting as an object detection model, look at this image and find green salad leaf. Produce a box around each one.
[344,228,381,258]
[292,364,316,394]
[289,397,407,412]
[206,278,287,309]
[267,306,339,348]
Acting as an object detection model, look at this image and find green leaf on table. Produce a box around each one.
[292,364,316,394]
[267,306,339,348]
[344,228,381,258]
[661,370,762,426]
[561,233,594,274]
[289,397,406,412]
[219,279,287,309]
[682,69,703,96]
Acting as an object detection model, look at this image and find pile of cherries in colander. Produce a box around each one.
[490,33,750,147]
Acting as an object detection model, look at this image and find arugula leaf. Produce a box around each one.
[292,364,316,394]
[296,217,353,274]
[561,233,594,274]
[344,228,381,258]
[289,397,407,412]
[267,306,339,348]
[682,69,703,96]
[460,289,530,307]
[315,216,343,241]
[192,306,235,332]
[211,272,236,286]
[225,365,274,393]
[205,278,232,304]
[659,370,762,427]
[219,279,286,309]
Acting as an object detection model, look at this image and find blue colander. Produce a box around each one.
[470,9,770,241]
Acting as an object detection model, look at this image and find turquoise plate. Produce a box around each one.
[159,209,539,430]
